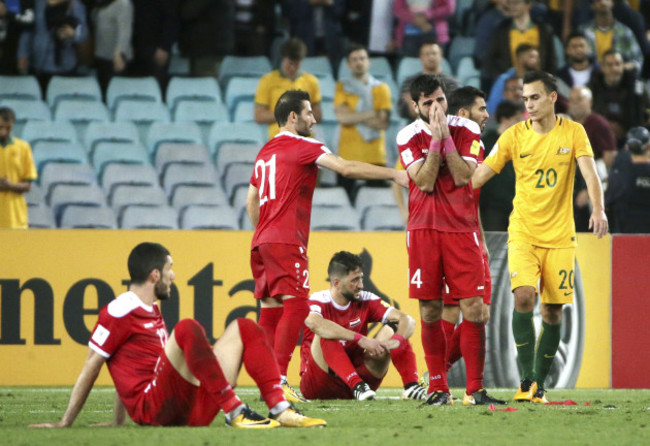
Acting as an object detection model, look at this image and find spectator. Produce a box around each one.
[0,107,37,229]
[334,44,392,198]
[479,99,524,231]
[17,0,88,93]
[398,39,459,120]
[91,0,132,98]
[606,126,650,233]
[556,31,597,90]
[568,86,617,231]
[254,37,322,141]
[178,0,233,79]
[130,0,178,93]
[393,0,455,56]
[0,0,34,74]
[485,0,556,82]
[486,43,540,115]
[579,0,643,73]
[589,49,649,142]
[233,0,275,56]
[473,0,510,90]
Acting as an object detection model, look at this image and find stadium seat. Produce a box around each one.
[313,187,352,209]
[0,98,51,137]
[230,186,249,215]
[218,56,272,88]
[59,205,118,229]
[91,142,150,176]
[396,57,421,86]
[83,121,141,155]
[224,77,260,116]
[54,100,110,140]
[168,53,190,77]
[47,183,107,224]
[154,143,211,176]
[354,186,396,216]
[171,184,228,211]
[319,75,337,102]
[448,37,476,72]
[232,101,256,123]
[362,205,404,231]
[311,206,360,231]
[120,204,179,229]
[173,100,229,144]
[386,119,407,168]
[21,120,78,146]
[25,183,45,207]
[208,121,265,157]
[221,162,254,202]
[46,76,102,108]
[101,163,159,196]
[313,121,339,153]
[28,204,56,228]
[145,121,203,157]
[106,76,162,110]
[214,142,260,176]
[179,204,239,230]
[302,56,334,79]
[463,76,481,88]
[32,141,88,175]
[113,100,171,143]
[0,75,41,101]
[338,56,394,82]
[166,77,222,111]
[161,163,219,196]
[554,35,565,69]
[455,56,480,85]
[39,163,97,196]
[109,184,168,218]
[320,100,337,124]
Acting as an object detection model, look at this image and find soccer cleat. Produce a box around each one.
[401,383,428,400]
[281,377,309,403]
[272,405,327,428]
[513,379,538,402]
[463,389,508,406]
[531,388,549,404]
[226,405,280,429]
[422,390,453,406]
[352,382,376,401]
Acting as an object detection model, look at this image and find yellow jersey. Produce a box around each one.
[484,117,593,248]
[0,137,37,228]
[255,70,322,141]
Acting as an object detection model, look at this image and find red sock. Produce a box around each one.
[460,320,486,395]
[257,307,283,348]
[448,323,463,370]
[237,318,285,409]
[173,319,241,414]
[421,319,449,393]
[274,298,309,376]
[320,338,362,389]
[390,339,419,386]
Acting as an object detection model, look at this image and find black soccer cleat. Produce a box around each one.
[463,389,508,405]
[422,390,453,406]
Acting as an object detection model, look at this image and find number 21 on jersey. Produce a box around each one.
[255,154,277,206]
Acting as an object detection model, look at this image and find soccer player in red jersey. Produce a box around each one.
[246,90,408,402]
[396,74,504,406]
[299,251,427,401]
[30,243,326,429]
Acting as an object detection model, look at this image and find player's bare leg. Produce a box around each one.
[512,285,538,401]
[419,299,452,405]
[532,303,563,403]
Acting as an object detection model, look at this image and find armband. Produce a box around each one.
[352,333,363,343]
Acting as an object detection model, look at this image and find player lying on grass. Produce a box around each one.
[299,251,428,401]
[30,242,326,429]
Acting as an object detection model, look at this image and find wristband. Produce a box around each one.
[352,333,363,343]
[428,138,442,153]
[442,136,457,155]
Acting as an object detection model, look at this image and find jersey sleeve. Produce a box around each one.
[308,297,326,317]
[254,73,271,107]
[483,128,514,174]
[373,83,393,111]
[574,123,594,159]
[457,127,481,164]
[88,308,132,358]
[366,295,394,323]
[297,139,332,165]
[397,129,426,171]
[21,142,37,182]
[307,74,322,104]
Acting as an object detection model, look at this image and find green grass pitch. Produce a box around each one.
[2,387,649,445]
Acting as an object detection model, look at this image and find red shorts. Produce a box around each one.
[131,352,220,426]
[251,243,310,299]
[443,251,492,305]
[407,229,485,300]
[299,347,383,399]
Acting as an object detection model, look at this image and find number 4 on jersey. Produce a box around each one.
[410,268,423,289]
[255,154,277,205]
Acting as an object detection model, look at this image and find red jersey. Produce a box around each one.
[88,292,168,420]
[250,131,332,249]
[301,289,394,360]
[397,116,481,231]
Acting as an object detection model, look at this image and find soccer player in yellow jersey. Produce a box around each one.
[471,71,608,403]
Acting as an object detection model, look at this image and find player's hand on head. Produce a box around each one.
[435,103,450,139]
[589,209,609,238]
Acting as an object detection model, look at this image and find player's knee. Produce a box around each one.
[540,304,563,324]
[419,300,442,322]
[513,287,536,312]
[173,319,206,350]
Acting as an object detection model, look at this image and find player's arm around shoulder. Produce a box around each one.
[30,349,107,428]
[316,154,409,187]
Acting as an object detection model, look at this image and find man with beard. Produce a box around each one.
[246,89,407,403]
[31,242,327,429]
[556,31,596,90]
[396,74,501,406]
[299,251,427,401]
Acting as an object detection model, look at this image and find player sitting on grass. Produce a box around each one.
[300,251,427,401]
[30,242,326,429]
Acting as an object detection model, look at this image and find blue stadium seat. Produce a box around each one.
[311,206,360,231]
[155,143,211,177]
[32,141,88,175]
[83,121,141,155]
[224,77,260,116]
[59,205,117,229]
[46,76,102,109]
[319,75,336,102]
[106,76,162,110]
[313,187,352,209]
[47,183,107,225]
[455,56,480,85]
[0,99,51,137]
[166,76,222,111]
[397,57,422,86]
[101,163,159,197]
[173,100,229,143]
[39,163,97,196]
[28,204,56,228]
[171,184,228,211]
[179,204,239,230]
[232,101,256,123]
[113,100,171,143]
[109,184,168,218]
[354,186,396,216]
[302,56,334,79]
[54,100,110,140]
[221,162,254,202]
[362,205,404,231]
[214,142,260,176]
[218,56,272,89]
[21,120,78,146]
[448,37,476,72]
[161,163,218,196]
[0,75,41,101]
[120,204,179,229]
[208,121,265,157]
[145,121,203,157]
[91,142,150,176]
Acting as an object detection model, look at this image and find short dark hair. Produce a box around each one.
[602,48,622,60]
[128,242,170,284]
[447,86,486,115]
[409,73,444,102]
[274,89,310,126]
[565,30,588,47]
[281,37,307,61]
[327,251,363,279]
[419,37,439,49]
[495,99,526,122]
[0,107,16,122]
[523,70,558,94]
[346,43,367,59]
[515,43,538,58]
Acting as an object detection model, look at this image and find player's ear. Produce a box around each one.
[149,268,161,283]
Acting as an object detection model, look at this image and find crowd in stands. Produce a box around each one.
[0,0,648,232]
